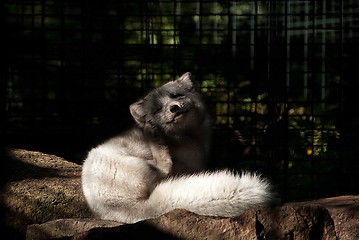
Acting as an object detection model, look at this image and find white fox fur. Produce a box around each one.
[81,73,275,223]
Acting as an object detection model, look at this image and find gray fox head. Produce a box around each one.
[129,72,206,138]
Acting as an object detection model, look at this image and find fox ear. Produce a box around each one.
[129,100,146,127]
[176,72,193,88]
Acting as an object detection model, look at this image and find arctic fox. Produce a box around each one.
[81,72,275,223]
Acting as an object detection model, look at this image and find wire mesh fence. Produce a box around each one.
[3,0,359,201]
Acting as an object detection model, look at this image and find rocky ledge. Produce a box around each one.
[1,149,358,240]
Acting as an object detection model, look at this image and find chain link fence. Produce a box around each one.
[3,0,359,201]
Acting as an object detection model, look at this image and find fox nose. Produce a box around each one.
[169,103,181,113]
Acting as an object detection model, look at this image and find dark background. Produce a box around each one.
[3,0,359,201]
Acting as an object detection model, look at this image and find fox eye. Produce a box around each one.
[153,107,162,115]
[170,93,184,98]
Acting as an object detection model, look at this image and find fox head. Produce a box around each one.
[129,72,207,138]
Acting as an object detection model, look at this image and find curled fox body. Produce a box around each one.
[81,72,275,223]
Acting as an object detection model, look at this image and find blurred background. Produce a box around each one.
[2,0,359,201]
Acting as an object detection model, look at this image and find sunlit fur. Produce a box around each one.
[82,72,275,223]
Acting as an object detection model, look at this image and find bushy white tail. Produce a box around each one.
[115,170,275,223]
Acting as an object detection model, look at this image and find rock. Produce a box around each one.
[26,204,338,240]
[27,218,179,240]
[26,218,122,240]
[313,195,359,240]
[1,149,358,239]
[0,148,92,238]
[147,204,337,240]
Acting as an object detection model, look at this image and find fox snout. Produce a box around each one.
[163,100,192,124]
[169,102,184,113]
[167,101,190,115]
